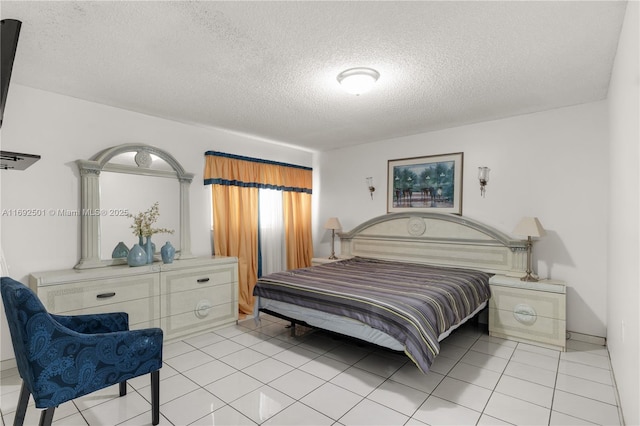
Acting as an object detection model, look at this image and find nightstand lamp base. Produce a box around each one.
[512,217,546,284]
[521,272,539,282]
[324,217,342,260]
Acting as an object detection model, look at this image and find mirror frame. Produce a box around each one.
[75,143,194,269]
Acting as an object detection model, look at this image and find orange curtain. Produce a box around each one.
[212,184,258,315]
[283,191,313,269]
[205,152,312,316]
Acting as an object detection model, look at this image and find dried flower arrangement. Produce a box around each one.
[128,202,174,238]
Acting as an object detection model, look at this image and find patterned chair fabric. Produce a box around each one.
[0,277,163,426]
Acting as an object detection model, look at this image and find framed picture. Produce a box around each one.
[388,152,463,214]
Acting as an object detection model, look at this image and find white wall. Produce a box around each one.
[0,84,312,362]
[0,83,616,383]
[314,101,609,339]
[606,1,639,424]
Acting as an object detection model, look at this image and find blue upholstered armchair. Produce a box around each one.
[1,277,163,426]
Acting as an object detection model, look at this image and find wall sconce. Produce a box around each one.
[512,217,546,282]
[366,177,375,199]
[324,217,342,259]
[478,167,490,197]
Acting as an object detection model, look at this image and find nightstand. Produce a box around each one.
[489,274,566,351]
[311,257,350,266]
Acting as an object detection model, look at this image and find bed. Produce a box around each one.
[253,212,527,372]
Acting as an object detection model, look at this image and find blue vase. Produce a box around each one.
[161,241,176,264]
[127,244,147,267]
[112,241,129,259]
[139,235,155,259]
[145,237,153,264]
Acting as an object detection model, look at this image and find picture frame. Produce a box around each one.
[388,152,463,214]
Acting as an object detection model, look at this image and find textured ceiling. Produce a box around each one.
[1,1,627,152]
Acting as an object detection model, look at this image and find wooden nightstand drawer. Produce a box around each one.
[489,307,566,349]
[488,275,566,351]
[489,286,566,321]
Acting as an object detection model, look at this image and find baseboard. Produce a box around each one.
[0,357,17,372]
[566,330,606,346]
[609,367,626,426]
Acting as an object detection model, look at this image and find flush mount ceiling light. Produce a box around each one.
[336,67,380,95]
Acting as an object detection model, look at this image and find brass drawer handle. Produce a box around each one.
[197,278,210,283]
[96,292,116,299]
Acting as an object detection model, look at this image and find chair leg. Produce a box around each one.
[13,382,30,426]
[38,407,55,426]
[151,370,160,426]
[119,381,127,397]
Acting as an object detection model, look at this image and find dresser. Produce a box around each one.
[488,274,566,351]
[29,257,238,341]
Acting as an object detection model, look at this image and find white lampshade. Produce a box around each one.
[337,68,380,95]
[513,217,546,238]
[324,217,342,230]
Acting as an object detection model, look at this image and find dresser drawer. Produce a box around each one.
[51,297,161,330]
[160,283,237,339]
[29,257,239,343]
[37,275,159,312]
[161,282,235,316]
[161,265,237,294]
[37,275,160,329]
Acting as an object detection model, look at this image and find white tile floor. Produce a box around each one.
[0,315,622,426]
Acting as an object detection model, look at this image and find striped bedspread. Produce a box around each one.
[253,257,492,372]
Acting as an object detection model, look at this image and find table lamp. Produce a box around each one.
[512,217,546,282]
[324,217,342,259]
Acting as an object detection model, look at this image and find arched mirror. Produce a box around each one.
[75,144,194,269]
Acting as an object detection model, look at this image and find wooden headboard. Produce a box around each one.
[339,212,527,275]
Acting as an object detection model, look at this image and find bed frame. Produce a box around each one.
[339,212,528,275]
[257,212,528,350]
